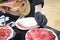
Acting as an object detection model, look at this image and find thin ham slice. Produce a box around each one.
[25,28,58,40]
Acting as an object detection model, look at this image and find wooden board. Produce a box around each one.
[42,0,60,31]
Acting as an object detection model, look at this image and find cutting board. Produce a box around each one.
[42,0,60,31]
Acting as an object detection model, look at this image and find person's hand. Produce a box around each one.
[35,12,47,27]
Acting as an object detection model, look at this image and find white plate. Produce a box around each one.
[25,28,58,40]
[16,17,39,30]
[7,26,14,40]
[0,26,14,40]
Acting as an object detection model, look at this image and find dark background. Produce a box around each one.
[10,26,60,40]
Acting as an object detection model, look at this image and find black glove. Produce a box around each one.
[34,12,47,28]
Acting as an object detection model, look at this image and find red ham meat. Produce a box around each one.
[25,28,58,40]
[0,26,14,40]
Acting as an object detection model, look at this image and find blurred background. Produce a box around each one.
[42,0,60,31]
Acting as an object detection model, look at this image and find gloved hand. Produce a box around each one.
[34,12,47,28]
